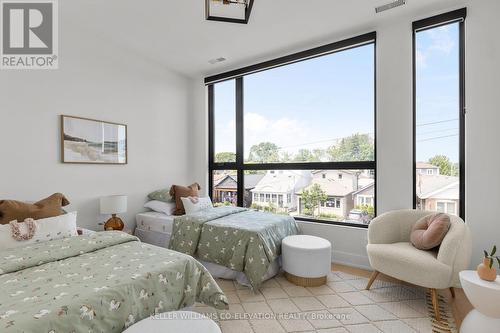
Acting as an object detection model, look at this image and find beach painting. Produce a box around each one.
[61,115,127,164]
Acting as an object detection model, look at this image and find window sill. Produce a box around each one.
[294,217,369,229]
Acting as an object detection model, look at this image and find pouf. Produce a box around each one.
[282,235,332,286]
[122,310,221,333]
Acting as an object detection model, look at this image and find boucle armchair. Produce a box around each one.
[366,209,471,320]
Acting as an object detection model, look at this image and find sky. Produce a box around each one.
[214,23,459,163]
[416,23,460,163]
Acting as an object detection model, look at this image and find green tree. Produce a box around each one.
[355,204,375,218]
[452,163,459,177]
[326,133,374,162]
[293,148,325,162]
[248,142,280,163]
[428,155,456,176]
[215,152,236,163]
[301,184,327,218]
[280,151,293,162]
[312,148,325,162]
[294,149,314,162]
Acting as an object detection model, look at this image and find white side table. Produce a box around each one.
[459,270,500,332]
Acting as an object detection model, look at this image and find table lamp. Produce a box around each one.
[100,195,127,231]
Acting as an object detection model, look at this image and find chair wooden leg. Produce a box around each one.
[365,271,379,290]
[430,288,441,321]
[449,287,455,298]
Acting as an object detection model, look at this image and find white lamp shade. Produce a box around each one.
[100,195,127,214]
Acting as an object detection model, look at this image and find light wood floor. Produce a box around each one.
[332,263,473,328]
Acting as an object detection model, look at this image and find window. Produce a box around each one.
[436,201,457,215]
[357,195,373,206]
[413,9,466,218]
[208,32,376,227]
[213,80,236,163]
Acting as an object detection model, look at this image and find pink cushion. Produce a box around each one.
[410,213,451,250]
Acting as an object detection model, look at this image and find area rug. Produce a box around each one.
[194,271,458,333]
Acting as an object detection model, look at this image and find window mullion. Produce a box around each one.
[236,77,244,207]
[208,84,215,201]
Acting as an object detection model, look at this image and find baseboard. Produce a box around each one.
[332,250,372,271]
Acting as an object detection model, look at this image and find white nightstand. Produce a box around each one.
[459,270,500,331]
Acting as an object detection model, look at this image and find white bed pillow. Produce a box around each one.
[144,200,176,215]
[181,197,214,215]
[0,211,78,251]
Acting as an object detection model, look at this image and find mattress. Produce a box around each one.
[135,211,175,248]
[135,212,281,286]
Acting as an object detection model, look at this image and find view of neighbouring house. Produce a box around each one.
[296,170,375,222]
[212,172,265,207]
[416,162,440,176]
[250,170,311,211]
[212,173,237,204]
[416,163,459,215]
[212,162,459,224]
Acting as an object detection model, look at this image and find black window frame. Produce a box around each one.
[207,32,377,228]
[412,8,466,220]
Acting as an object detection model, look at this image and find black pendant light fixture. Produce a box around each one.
[205,0,254,24]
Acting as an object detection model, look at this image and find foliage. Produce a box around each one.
[428,155,458,176]
[248,142,280,163]
[483,245,500,269]
[301,184,327,218]
[250,203,288,215]
[215,152,236,163]
[280,151,293,162]
[213,201,232,207]
[326,133,374,162]
[318,213,342,220]
[355,204,375,217]
[244,134,373,163]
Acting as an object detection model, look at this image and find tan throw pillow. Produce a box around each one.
[169,183,201,215]
[410,213,451,250]
[0,193,70,224]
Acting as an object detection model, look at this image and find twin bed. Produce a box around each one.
[0,232,227,332]
[136,206,300,289]
[0,205,298,332]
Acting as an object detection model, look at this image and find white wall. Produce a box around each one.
[464,0,500,270]
[190,0,500,270]
[0,21,192,230]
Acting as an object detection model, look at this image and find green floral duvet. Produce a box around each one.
[169,207,300,289]
[0,231,228,332]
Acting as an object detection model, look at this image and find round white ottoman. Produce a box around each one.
[282,235,332,287]
[122,310,221,333]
